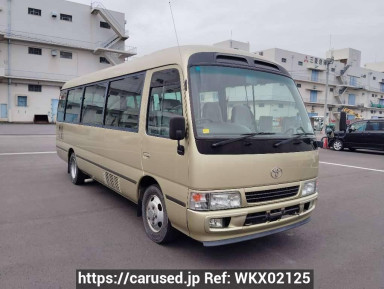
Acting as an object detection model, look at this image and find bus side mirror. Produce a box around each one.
[169,116,186,155]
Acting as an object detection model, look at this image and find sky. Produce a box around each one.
[73,0,384,65]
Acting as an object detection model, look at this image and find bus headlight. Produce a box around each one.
[189,191,241,211]
[302,180,317,197]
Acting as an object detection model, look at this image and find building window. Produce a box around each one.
[311,70,319,82]
[259,52,263,56]
[298,61,303,66]
[373,76,376,80]
[28,47,42,55]
[330,87,334,92]
[319,59,323,65]
[380,83,384,93]
[100,57,110,64]
[60,51,73,59]
[310,90,318,102]
[28,8,41,16]
[281,58,287,63]
[17,96,27,107]
[350,76,357,86]
[259,103,265,107]
[296,83,301,88]
[100,21,111,29]
[28,85,42,92]
[348,94,356,105]
[60,14,72,22]
[278,104,284,108]
[331,68,335,72]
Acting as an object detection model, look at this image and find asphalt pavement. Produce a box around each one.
[0,126,383,289]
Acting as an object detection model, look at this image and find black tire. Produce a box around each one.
[332,139,344,151]
[142,185,175,244]
[69,153,86,185]
[348,147,356,152]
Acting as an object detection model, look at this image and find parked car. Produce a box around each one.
[329,119,384,152]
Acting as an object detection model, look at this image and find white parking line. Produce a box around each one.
[0,151,56,156]
[320,161,384,173]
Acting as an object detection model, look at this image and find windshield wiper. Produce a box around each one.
[273,132,314,148]
[212,132,276,148]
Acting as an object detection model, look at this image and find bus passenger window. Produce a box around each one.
[105,74,144,130]
[57,90,67,122]
[65,88,83,123]
[81,83,107,125]
[147,69,182,137]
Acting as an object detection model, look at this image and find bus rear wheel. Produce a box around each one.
[69,153,86,185]
[142,185,175,244]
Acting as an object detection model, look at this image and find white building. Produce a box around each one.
[0,0,136,123]
[214,40,384,121]
[256,47,384,121]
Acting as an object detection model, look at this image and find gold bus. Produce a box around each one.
[56,46,318,246]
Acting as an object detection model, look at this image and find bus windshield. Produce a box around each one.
[189,65,313,139]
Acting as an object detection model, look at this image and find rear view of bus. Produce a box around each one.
[56,46,318,246]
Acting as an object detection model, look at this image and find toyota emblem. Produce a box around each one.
[271,167,283,179]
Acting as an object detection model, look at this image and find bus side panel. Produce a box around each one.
[61,124,142,202]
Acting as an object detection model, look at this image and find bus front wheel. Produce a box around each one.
[142,185,175,244]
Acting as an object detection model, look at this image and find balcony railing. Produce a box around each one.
[290,73,338,85]
[0,29,136,54]
[5,69,77,82]
[370,102,384,108]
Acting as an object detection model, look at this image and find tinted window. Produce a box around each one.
[147,69,182,137]
[366,121,384,131]
[57,90,67,122]
[81,83,107,125]
[65,88,83,123]
[105,74,144,130]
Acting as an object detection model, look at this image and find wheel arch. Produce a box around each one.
[137,175,161,217]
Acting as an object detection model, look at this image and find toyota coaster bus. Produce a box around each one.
[56,46,319,246]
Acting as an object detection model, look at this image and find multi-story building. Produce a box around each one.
[0,0,136,123]
[256,48,384,121]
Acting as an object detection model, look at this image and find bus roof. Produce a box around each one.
[62,45,280,90]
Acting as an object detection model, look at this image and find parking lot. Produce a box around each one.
[1,125,383,289]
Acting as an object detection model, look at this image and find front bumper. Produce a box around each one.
[187,192,318,246]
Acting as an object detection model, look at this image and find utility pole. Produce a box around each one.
[322,57,334,132]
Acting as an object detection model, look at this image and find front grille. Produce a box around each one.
[245,185,299,203]
[244,205,300,226]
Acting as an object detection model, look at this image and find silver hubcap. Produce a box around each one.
[70,156,77,179]
[146,195,164,232]
[334,141,342,150]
